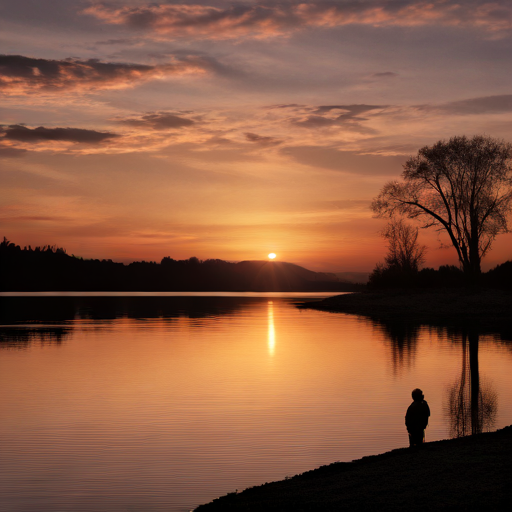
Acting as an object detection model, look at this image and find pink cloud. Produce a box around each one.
[83,1,512,40]
[0,54,209,95]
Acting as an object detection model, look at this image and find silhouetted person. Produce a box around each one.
[405,388,430,447]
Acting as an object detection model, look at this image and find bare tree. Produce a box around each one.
[369,218,426,289]
[372,135,512,276]
[382,218,426,272]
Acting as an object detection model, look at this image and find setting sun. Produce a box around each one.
[268,253,277,260]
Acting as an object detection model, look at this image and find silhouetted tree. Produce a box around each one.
[369,219,426,288]
[372,135,512,278]
[382,218,426,272]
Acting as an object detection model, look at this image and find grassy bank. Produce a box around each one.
[195,426,512,511]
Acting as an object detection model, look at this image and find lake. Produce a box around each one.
[1,293,511,512]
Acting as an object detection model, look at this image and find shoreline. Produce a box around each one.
[195,425,512,511]
[299,288,512,332]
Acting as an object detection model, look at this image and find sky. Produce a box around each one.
[1,0,512,272]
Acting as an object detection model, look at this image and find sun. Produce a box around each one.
[268,253,276,260]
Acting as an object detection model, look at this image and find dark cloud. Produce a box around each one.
[245,132,282,145]
[282,146,406,175]
[95,38,139,45]
[120,113,195,130]
[432,95,512,115]
[84,1,512,40]
[3,125,119,143]
[0,54,209,93]
[373,72,398,78]
[267,104,304,110]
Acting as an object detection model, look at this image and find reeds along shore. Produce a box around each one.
[195,425,512,511]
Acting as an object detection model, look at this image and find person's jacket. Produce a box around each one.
[405,400,430,432]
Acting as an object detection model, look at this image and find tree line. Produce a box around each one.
[0,239,356,292]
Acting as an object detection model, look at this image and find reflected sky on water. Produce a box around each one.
[1,294,512,512]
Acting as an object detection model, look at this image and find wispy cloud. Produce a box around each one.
[244,132,282,145]
[287,104,385,133]
[372,72,399,78]
[83,1,512,41]
[118,112,196,130]
[421,94,512,115]
[0,54,210,95]
[282,145,407,175]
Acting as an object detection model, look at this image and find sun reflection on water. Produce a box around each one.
[267,300,275,356]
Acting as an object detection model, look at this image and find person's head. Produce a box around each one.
[412,388,424,401]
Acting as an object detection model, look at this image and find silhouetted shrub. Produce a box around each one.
[369,263,467,290]
[485,261,512,289]
[368,264,421,289]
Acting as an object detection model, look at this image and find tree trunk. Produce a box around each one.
[468,228,481,283]
[469,332,480,435]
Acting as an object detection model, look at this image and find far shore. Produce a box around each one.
[195,425,512,511]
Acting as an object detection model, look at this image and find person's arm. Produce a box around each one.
[423,401,430,427]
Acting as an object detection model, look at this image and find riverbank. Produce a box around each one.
[300,288,512,330]
[195,425,512,511]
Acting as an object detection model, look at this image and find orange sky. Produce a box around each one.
[1,0,512,271]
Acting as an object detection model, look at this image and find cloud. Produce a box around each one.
[95,38,139,46]
[373,72,398,78]
[290,104,385,131]
[0,144,27,157]
[282,146,406,175]
[313,104,385,118]
[2,125,119,143]
[431,94,512,115]
[119,112,195,130]
[0,54,210,95]
[244,132,282,145]
[266,104,305,110]
[83,1,512,41]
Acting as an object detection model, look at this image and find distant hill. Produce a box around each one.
[233,260,349,291]
[335,272,370,284]
[0,238,363,292]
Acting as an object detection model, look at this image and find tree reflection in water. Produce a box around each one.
[372,320,421,374]
[373,316,499,437]
[446,331,497,437]
[0,327,70,349]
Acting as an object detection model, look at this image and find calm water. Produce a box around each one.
[1,293,511,512]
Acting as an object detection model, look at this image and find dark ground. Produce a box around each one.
[195,426,512,511]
